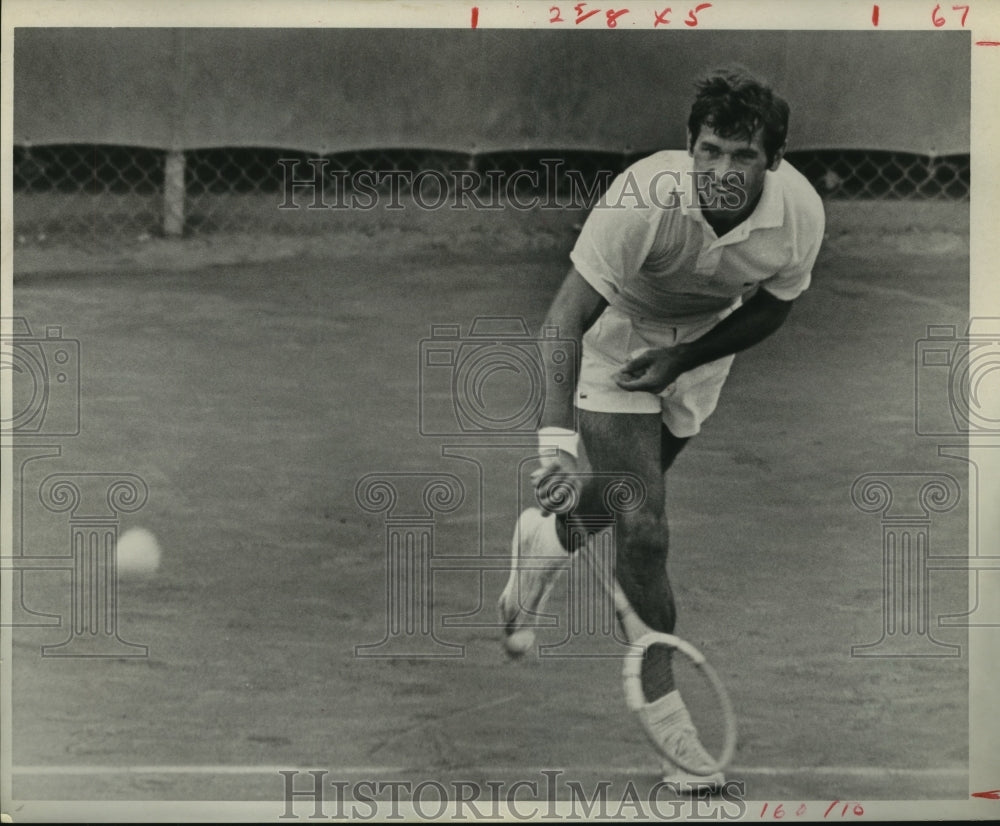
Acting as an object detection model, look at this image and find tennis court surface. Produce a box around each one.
[9,200,975,811]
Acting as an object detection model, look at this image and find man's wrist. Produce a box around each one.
[667,342,701,372]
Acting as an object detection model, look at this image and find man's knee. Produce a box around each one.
[615,509,673,630]
[617,509,668,564]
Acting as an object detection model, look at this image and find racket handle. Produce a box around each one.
[611,583,652,643]
[577,537,655,643]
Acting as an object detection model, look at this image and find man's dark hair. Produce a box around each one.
[687,65,790,165]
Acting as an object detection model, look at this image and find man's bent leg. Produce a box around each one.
[569,412,721,786]
[569,410,676,644]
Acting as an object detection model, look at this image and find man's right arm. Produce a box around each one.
[540,266,608,432]
[533,267,607,511]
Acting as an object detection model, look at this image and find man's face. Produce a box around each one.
[688,124,783,220]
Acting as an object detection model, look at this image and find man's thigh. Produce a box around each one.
[578,410,665,518]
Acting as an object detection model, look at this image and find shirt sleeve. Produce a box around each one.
[569,173,659,303]
[760,191,826,302]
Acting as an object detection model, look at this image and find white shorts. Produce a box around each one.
[575,306,736,438]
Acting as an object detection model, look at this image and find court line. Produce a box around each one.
[12,765,968,778]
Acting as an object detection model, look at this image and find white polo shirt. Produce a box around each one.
[570,150,825,326]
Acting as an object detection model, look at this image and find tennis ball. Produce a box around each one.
[504,629,535,658]
[116,528,161,577]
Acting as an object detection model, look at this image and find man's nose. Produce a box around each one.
[716,153,737,176]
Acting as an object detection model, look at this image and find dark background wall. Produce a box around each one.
[13,28,969,155]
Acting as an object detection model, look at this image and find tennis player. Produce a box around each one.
[499,65,825,790]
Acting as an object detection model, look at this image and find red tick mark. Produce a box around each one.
[872,4,879,26]
[976,41,1000,46]
[471,6,479,28]
[971,790,1000,799]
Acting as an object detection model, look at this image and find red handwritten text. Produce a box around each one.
[758,801,865,820]
[932,3,970,26]
[574,2,602,23]
[684,2,712,26]
[547,3,711,27]
[606,8,629,26]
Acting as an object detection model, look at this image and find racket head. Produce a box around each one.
[623,631,737,776]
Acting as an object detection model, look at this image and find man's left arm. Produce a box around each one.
[618,179,825,394]
[614,288,793,394]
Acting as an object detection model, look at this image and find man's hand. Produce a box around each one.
[613,347,690,394]
[531,452,582,514]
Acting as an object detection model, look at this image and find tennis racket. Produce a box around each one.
[576,537,737,776]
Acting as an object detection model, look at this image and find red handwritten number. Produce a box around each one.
[954,4,970,25]
[761,804,769,817]
[796,804,808,816]
[932,3,946,26]
[853,804,865,816]
[774,803,786,819]
[606,8,628,26]
[684,2,711,26]
[823,801,839,818]
[550,6,564,22]
[654,7,671,25]
[574,2,601,23]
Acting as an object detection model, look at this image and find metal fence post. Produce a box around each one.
[163,149,186,237]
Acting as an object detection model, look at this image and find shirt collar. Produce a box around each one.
[748,169,785,231]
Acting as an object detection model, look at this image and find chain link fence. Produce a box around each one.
[12,144,970,245]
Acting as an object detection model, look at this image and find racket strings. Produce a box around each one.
[624,633,735,775]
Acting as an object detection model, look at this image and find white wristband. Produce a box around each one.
[538,426,580,460]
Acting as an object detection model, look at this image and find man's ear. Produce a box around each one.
[769,142,787,171]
